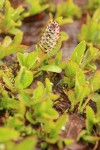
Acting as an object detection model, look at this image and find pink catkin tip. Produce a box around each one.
[39,21,60,53]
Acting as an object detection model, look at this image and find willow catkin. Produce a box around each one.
[39,21,60,53]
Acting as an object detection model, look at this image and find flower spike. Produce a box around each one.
[39,21,60,53]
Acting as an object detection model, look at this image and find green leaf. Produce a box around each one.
[44,114,68,144]
[60,32,69,41]
[49,93,60,101]
[88,70,100,91]
[42,108,59,120]
[77,129,100,143]
[63,139,74,146]
[75,69,91,109]
[56,16,73,25]
[17,52,38,69]
[40,65,62,73]
[0,96,19,110]
[86,106,95,133]
[81,45,100,69]
[0,127,19,142]
[75,68,86,98]
[26,111,35,124]
[59,61,67,69]
[0,0,5,10]
[65,60,79,78]
[3,76,14,90]
[82,135,100,143]
[15,67,33,89]
[45,78,52,93]
[71,41,86,65]
[44,120,56,133]
[15,136,37,150]
[56,114,68,134]
[77,130,87,141]
[25,0,49,16]
[65,60,79,87]
[5,136,37,150]
[19,93,31,107]
[93,93,100,115]
[54,52,62,65]
[93,7,100,21]
[33,82,44,101]
[65,89,76,110]
[0,33,27,59]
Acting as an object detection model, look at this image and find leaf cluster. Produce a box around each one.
[78,8,100,47]
[0,0,24,35]
[85,0,100,11]
[55,0,81,19]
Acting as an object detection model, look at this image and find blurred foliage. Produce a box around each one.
[78,8,100,48]
[77,105,100,143]
[55,0,81,19]
[0,0,5,10]
[0,0,24,35]
[0,33,27,59]
[24,0,49,16]
[85,0,100,11]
